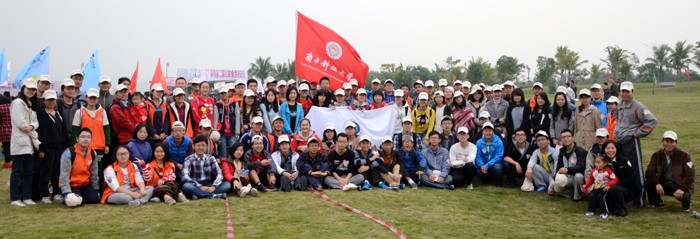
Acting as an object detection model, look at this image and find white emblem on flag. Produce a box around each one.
[326,41,343,60]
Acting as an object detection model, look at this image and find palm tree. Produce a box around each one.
[589,63,603,83]
[249,56,274,80]
[646,44,671,82]
[601,46,629,81]
[272,63,289,79]
[554,46,570,81]
[669,40,695,82]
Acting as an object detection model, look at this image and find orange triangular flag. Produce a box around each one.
[150,58,169,94]
[129,61,139,93]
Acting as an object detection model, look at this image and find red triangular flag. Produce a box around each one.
[150,58,169,94]
[684,67,690,81]
[295,12,369,91]
[129,61,139,93]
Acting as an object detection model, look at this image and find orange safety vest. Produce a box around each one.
[169,102,195,138]
[100,161,137,204]
[605,112,617,141]
[67,144,95,188]
[146,160,175,187]
[80,108,106,150]
[146,99,169,133]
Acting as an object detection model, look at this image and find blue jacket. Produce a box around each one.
[590,98,607,116]
[475,135,504,169]
[127,139,152,163]
[279,102,304,134]
[165,135,192,165]
[421,146,450,178]
[401,148,427,172]
[260,103,280,133]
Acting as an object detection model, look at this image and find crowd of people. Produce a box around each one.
[1,71,694,219]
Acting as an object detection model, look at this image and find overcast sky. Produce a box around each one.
[1,0,699,91]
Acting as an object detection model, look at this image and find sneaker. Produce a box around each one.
[648,201,666,208]
[600,213,608,219]
[10,200,26,207]
[585,212,594,217]
[535,186,547,193]
[361,181,372,191]
[389,186,399,191]
[342,183,358,191]
[409,181,418,190]
[212,193,227,199]
[239,186,250,198]
[250,188,259,197]
[446,185,456,190]
[315,184,323,191]
[398,184,405,190]
[378,181,389,190]
[266,185,278,192]
[22,199,36,205]
[191,195,199,201]
[41,197,52,204]
[164,195,176,205]
[149,197,161,203]
[258,184,272,193]
[683,203,692,212]
[692,211,700,219]
[466,184,474,190]
[177,194,190,203]
[53,194,63,202]
[128,200,142,207]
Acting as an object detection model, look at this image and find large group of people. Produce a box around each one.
[1,72,693,218]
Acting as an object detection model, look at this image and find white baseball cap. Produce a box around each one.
[265,76,276,85]
[433,90,444,97]
[287,79,296,85]
[454,80,462,86]
[334,89,345,96]
[199,119,212,128]
[418,92,429,100]
[86,88,99,98]
[226,83,236,90]
[503,80,515,87]
[218,87,229,94]
[307,137,320,144]
[151,83,165,92]
[402,116,412,123]
[235,80,246,86]
[172,121,185,129]
[484,86,493,92]
[457,126,469,134]
[324,123,335,131]
[469,87,480,95]
[482,122,494,129]
[385,79,394,85]
[244,89,255,97]
[478,111,491,119]
[99,75,111,84]
[173,88,185,96]
[298,84,309,91]
[595,128,609,137]
[425,80,434,87]
[356,88,367,95]
[359,135,371,143]
[438,79,448,87]
[252,116,264,124]
[371,78,381,84]
[394,89,404,97]
[606,96,619,104]
[349,78,359,86]
[492,84,503,92]
[272,115,283,123]
[344,121,356,129]
[620,81,634,91]
[381,136,393,144]
[579,89,591,97]
[191,78,203,85]
[535,130,549,139]
[454,91,464,98]
[278,135,290,143]
[252,135,264,142]
[414,80,424,86]
[70,69,83,77]
[556,86,567,94]
[277,80,287,87]
[43,89,57,100]
[463,81,472,88]
[23,78,38,89]
[115,84,128,92]
[342,82,352,90]
[532,82,543,89]
[61,78,76,87]
[38,75,51,83]
[591,83,602,90]
[662,131,678,141]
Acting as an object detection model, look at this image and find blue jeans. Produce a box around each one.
[219,136,236,158]
[181,182,231,198]
[476,162,504,187]
[10,154,34,201]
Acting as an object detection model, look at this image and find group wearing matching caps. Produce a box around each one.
[4,75,692,217]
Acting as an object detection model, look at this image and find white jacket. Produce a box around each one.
[10,98,40,155]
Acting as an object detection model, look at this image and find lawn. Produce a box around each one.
[0,82,698,238]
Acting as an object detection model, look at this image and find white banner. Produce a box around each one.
[176,68,248,83]
[306,106,397,147]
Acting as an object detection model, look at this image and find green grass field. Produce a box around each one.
[1,82,699,238]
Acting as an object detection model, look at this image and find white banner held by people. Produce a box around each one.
[306,106,397,147]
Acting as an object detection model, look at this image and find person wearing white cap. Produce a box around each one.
[71,88,112,173]
[243,134,276,192]
[438,116,457,149]
[460,81,472,98]
[8,79,41,207]
[349,78,359,93]
[321,123,337,155]
[449,126,477,189]
[240,89,263,136]
[411,80,424,107]
[167,88,196,139]
[645,130,694,212]
[392,89,411,134]
[290,119,322,155]
[584,128,611,179]
[297,137,331,191]
[145,83,170,143]
[432,91,452,134]
[214,86,241,158]
[240,116,270,153]
[483,83,509,131]
[421,131,454,190]
[231,79,247,105]
[451,90,476,134]
[325,132,364,191]
[97,75,114,110]
[341,82,354,106]
[526,130,559,194]
[69,69,87,103]
[550,91,575,146]
[589,83,607,116]
[393,116,423,152]
[528,82,544,112]
[269,135,306,192]
[287,79,296,88]
[277,80,288,104]
[376,136,407,190]
[453,80,463,93]
[342,120,362,151]
[438,79,448,92]
[424,80,435,97]
[615,81,657,207]
[502,128,536,188]
[412,92,435,140]
[502,80,515,104]
[332,89,347,108]
[474,122,505,187]
[466,87,484,131]
[353,135,380,190]
[297,83,314,115]
[265,76,277,91]
[553,129,587,201]
[602,96,619,141]
[483,85,493,102]
[366,78,381,104]
[574,89,602,151]
[36,75,52,101]
[443,87,455,106]
[383,79,395,104]
[350,88,371,111]
[35,89,67,204]
[397,134,426,189]
[57,79,83,140]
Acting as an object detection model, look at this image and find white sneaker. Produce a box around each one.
[10,200,26,207]
[41,197,52,204]
[149,197,161,203]
[466,184,474,190]
[128,200,141,207]
[342,183,358,191]
[585,212,595,217]
[250,187,259,197]
[22,199,36,205]
[53,194,63,202]
[239,185,251,198]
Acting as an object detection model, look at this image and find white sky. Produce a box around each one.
[1,0,699,91]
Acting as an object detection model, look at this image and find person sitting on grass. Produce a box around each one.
[59,128,101,207]
[240,116,270,153]
[502,128,535,188]
[375,136,406,191]
[325,133,363,191]
[290,118,322,155]
[146,143,189,205]
[554,129,587,201]
[475,122,505,187]
[244,135,277,192]
[297,138,331,191]
[393,116,424,152]
[162,121,193,182]
[525,131,558,193]
[222,143,258,198]
[645,131,695,212]
[449,127,477,189]
[181,135,231,200]
[270,135,306,192]
[101,145,154,206]
[582,154,618,219]
[321,123,336,155]
[354,135,380,190]
[421,131,454,190]
[399,135,426,189]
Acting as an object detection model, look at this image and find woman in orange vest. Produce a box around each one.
[168,88,196,138]
[146,84,171,144]
[101,145,154,206]
[145,143,188,205]
[71,88,111,183]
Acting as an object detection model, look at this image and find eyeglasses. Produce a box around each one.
[117,152,130,157]
[78,135,92,139]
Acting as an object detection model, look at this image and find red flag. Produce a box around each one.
[129,61,139,93]
[295,12,369,91]
[684,67,690,81]
[150,58,169,94]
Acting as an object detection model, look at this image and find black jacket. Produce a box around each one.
[556,144,587,175]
